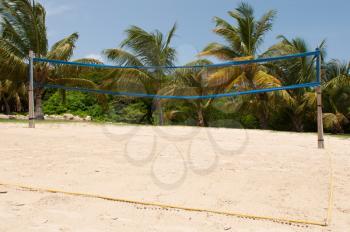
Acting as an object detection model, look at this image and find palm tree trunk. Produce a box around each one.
[139,102,154,125]
[257,94,269,129]
[259,116,269,129]
[258,107,269,129]
[34,88,44,119]
[156,99,164,125]
[292,116,304,132]
[15,95,22,112]
[3,98,11,115]
[146,103,154,124]
[197,108,206,127]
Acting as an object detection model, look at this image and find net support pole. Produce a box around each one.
[28,51,35,128]
[316,49,324,149]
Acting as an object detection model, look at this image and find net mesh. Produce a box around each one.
[33,51,320,125]
[34,51,320,99]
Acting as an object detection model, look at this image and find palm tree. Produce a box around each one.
[299,59,350,134]
[264,36,326,131]
[0,80,26,114]
[200,2,276,59]
[0,0,99,119]
[103,24,177,124]
[199,2,288,128]
[322,60,350,133]
[325,60,350,89]
[160,59,216,126]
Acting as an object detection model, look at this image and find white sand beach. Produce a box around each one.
[0,122,349,231]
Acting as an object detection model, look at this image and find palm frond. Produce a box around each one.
[0,0,48,56]
[323,112,348,133]
[254,9,276,49]
[303,91,317,108]
[47,32,79,60]
[104,48,143,66]
[52,58,104,79]
[212,16,240,48]
[325,74,350,89]
[102,68,154,93]
[165,23,177,48]
[199,42,238,60]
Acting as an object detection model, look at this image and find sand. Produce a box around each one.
[0,122,349,231]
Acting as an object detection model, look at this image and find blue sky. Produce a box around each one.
[38,0,349,64]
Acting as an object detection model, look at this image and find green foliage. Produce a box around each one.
[107,99,148,123]
[43,91,99,117]
[200,2,276,59]
[240,114,259,129]
[42,91,150,123]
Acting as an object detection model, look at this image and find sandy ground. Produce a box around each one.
[0,122,349,232]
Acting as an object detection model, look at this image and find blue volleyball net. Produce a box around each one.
[30,49,324,127]
[32,50,321,100]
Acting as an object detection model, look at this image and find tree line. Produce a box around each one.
[0,0,349,133]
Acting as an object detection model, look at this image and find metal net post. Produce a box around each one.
[28,51,35,128]
[316,49,324,149]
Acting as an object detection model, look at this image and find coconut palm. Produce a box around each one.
[160,59,217,126]
[200,2,276,59]
[264,36,326,131]
[300,59,350,133]
[0,80,26,114]
[325,60,350,89]
[322,60,350,133]
[215,64,292,128]
[0,0,100,118]
[103,24,177,124]
[304,87,350,134]
[199,2,289,128]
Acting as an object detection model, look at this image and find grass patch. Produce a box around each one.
[0,118,133,126]
[327,133,350,139]
[0,119,28,123]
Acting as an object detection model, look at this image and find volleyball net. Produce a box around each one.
[32,50,321,100]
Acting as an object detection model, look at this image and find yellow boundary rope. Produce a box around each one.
[325,149,334,226]
[0,149,334,227]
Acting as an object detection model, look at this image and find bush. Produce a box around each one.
[43,91,102,118]
[240,114,259,129]
[110,101,148,123]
